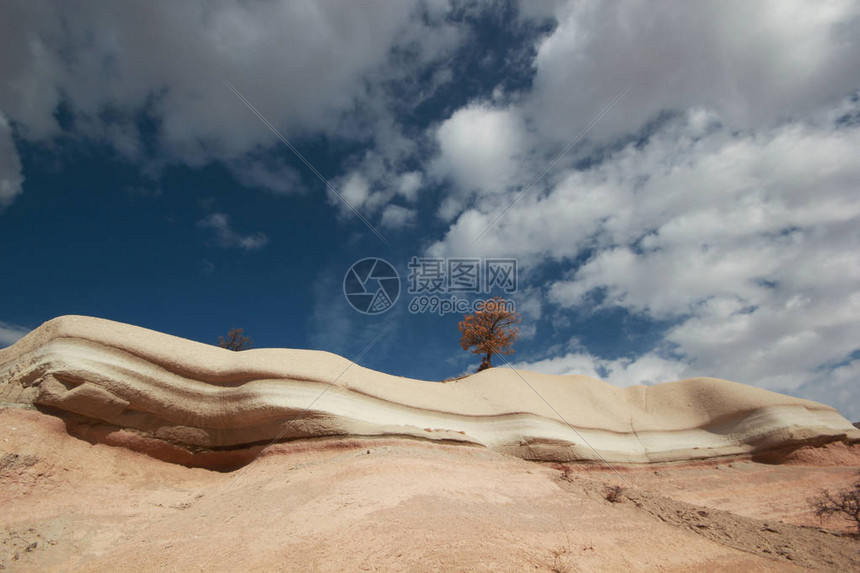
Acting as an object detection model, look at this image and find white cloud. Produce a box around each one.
[197,212,269,250]
[0,1,464,177]
[510,349,689,388]
[796,358,860,422]
[428,0,860,250]
[0,112,24,210]
[426,154,628,259]
[431,103,530,203]
[329,154,425,228]
[561,121,859,397]
[228,156,303,195]
[525,0,860,145]
[510,351,602,379]
[379,204,416,230]
[396,171,422,202]
[540,112,860,398]
[0,321,30,347]
[337,172,372,210]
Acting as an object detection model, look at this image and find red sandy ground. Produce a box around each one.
[2,407,859,572]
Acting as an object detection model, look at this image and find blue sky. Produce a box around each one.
[2,1,860,420]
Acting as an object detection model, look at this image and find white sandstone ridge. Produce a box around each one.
[1,315,858,465]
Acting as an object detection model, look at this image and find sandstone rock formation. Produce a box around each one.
[1,315,857,466]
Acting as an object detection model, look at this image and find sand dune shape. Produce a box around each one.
[1,315,857,465]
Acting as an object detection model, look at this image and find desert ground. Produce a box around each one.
[2,407,860,572]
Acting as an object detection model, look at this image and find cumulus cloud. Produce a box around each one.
[539,109,860,395]
[428,1,860,238]
[510,349,688,388]
[396,171,422,202]
[0,1,464,187]
[796,357,860,421]
[431,103,529,200]
[197,212,269,250]
[337,172,372,211]
[328,152,425,226]
[228,155,303,195]
[0,321,30,347]
[525,0,860,145]
[379,204,416,230]
[0,113,24,210]
[511,286,543,341]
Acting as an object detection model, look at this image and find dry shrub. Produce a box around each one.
[605,485,624,503]
[810,479,860,534]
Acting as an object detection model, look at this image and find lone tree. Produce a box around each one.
[458,296,520,372]
[810,478,860,534]
[219,328,253,351]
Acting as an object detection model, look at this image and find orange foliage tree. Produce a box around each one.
[458,296,521,372]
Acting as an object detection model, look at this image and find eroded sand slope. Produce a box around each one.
[3,408,860,572]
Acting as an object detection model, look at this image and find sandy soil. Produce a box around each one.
[580,442,860,532]
[2,407,859,572]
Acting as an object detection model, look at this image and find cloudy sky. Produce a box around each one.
[2,1,860,419]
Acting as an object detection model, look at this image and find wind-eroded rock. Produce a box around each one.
[1,315,857,466]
